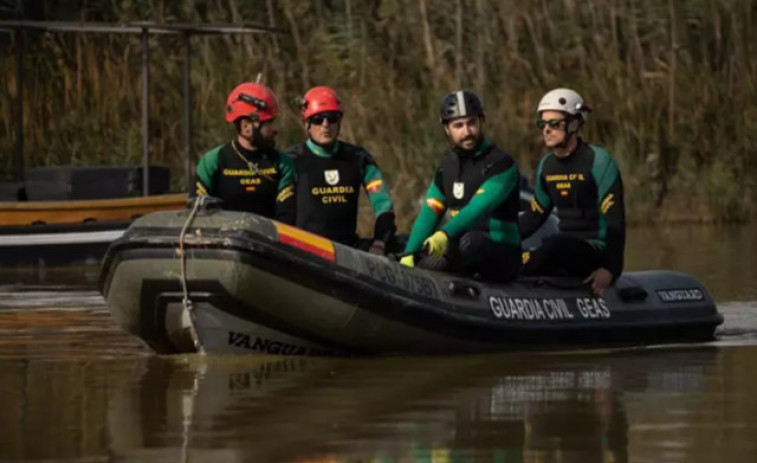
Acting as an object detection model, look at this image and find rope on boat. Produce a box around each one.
[179,196,206,354]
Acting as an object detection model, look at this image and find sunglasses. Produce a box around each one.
[309,113,341,125]
[536,118,566,129]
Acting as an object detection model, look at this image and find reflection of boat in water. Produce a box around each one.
[100,347,722,462]
[99,199,723,356]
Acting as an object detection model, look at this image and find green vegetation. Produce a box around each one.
[1,0,755,226]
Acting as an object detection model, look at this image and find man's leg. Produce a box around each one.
[417,238,464,273]
[522,235,600,278]
[458,231,522,283]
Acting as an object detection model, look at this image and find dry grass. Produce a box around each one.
[1,0,755,226]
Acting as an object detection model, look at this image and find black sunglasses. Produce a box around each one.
[309,112,341,125]
[536,118,566,129]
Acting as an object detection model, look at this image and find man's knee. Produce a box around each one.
[458,231,491,265]
[417,255,449,271]
[522,236,599,277]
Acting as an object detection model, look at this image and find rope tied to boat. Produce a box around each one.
[178,196,208,354]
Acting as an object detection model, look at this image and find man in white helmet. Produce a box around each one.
[519,88,626,295]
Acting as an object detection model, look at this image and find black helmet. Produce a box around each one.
[439,90,485,123]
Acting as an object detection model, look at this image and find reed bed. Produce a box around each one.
[1,0,755,226]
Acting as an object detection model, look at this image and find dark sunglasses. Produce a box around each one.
[536,118,566,129]
[309,112,341,125]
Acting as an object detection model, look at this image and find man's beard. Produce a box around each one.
[455,134,480,151]
[252,135,276,150]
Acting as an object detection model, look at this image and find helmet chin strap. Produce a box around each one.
[237,118,273,149]
[556,113,581,150]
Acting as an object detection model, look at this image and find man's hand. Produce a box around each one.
[368,240,386,255]
[422,231,449,259]
[399,254,415,267]
[584,267,613,296]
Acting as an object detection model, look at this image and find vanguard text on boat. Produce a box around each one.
[98,200,723,356]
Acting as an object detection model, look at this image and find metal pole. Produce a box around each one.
[14,27,24,183]
[141,27,150,196]
[183,32,192,194]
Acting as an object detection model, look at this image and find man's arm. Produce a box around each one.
[193,145,222,197]
[362,154,396,243]
[441,163,519,240]
[403,169,446,254]
[274,152,297,225]
[519,156,554,238]
[592,148,625,280]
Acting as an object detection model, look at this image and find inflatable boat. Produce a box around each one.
[98,199,723,356]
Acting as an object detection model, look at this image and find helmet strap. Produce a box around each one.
[556,113,582,150]
[236,116,272,150]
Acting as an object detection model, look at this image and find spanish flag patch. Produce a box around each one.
[365,179,383,193]
[426,197,445,214]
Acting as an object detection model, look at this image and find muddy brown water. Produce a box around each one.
[0,224,756,462]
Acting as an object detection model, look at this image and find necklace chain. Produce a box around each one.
[231,140,275,182]
[232,141,260,175]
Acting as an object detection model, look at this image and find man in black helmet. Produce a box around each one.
[399,90,522,283]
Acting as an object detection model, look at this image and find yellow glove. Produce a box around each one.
[422,231,449,259]
[399,254,415,267]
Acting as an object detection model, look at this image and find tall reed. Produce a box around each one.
[1,0,755,225]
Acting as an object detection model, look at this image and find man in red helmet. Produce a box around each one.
[193,82,296,223]
[285,86,396,254]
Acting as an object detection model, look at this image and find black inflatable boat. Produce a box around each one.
[98,201,723,356]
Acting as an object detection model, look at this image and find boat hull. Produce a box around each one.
[99,208,723,356]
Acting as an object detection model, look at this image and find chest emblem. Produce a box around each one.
[453,182,465,199]
[324,169,340,186]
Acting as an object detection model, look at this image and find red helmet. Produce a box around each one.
[301,86,343,119]
[225,82,280,123]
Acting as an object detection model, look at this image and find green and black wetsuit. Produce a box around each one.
[285,139,396,245]
[404,139,522,282]
[193,141,296,223]
[519,139,625,279]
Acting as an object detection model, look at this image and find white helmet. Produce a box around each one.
[537,88,591,118]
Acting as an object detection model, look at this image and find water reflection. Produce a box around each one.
[0,264,100,288]
[5,347,754,462]
[626,224,757,301]
[1,223,756,463]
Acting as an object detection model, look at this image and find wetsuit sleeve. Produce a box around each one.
[403,168,446,254]
[361,153,396,242]
[519,156,554,238]
[592,149,626,279]
[441,163,519,240]
[274,152,297,225]
[193,145,222,197]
